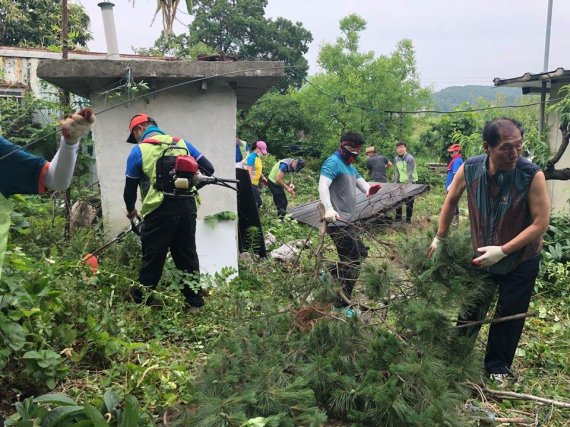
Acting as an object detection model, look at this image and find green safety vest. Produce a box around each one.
[395,154,418,183]
[268,158,294,184]
[0,194,12,278]
[139,134,198,217]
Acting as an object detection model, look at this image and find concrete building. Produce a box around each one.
[36,58,283,277]
[494,67,570,214]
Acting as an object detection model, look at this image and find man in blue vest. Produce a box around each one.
[123,113,215,313]
[446,143,464,224]
[428,118,550,386]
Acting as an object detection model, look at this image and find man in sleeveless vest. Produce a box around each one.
[319,132,381,315]
[123,113,215,312]
[267,157,305,218]
[393,141,418,223]
[428,118,550,384]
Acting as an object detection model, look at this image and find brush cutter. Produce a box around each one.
[82,217,142,273]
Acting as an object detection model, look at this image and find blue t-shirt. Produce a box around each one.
[125,126,203,179]
[0,136,47,197]
[445,156,464,191]
[236,144,244,162]
[320,151,362,224]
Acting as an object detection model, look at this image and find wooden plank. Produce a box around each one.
[288,183,429,227]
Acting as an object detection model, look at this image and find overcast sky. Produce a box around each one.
[80,0,570,90]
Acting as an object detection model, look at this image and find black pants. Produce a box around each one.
[395,199,414,223]
[138,198,203,307]
[458,256,539,374]
[252,184,262,208]
[328,225,368,307]
[268,180,288,218]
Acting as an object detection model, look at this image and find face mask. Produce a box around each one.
[339,144,360,164]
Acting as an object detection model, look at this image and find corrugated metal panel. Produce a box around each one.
[288,183,429,227]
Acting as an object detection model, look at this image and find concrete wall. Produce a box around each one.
[91,80,238,276]
[547,82,570,214]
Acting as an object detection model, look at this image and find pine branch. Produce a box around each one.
[494,417,534,424]
[482,388,570,409]
[456,311,536,329]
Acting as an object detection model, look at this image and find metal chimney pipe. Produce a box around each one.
[98,2,120,60]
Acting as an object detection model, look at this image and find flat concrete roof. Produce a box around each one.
[493,67,570,94]
[36,59,285,109]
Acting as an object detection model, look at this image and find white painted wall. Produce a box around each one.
[547,82,570,214]
[91,80,238,275]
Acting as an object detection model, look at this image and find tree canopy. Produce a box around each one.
[188,0,312,91]
[0,0,91,49]
[241,14,431,156]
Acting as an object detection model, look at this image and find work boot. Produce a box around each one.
[488,373,509,389]
[130,287,144,304]
[187,306,201,315]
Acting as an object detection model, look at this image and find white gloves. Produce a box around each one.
[324,207,339,223]
[427,234,446,258]
[473,246,507,267]
[60,108,95,145]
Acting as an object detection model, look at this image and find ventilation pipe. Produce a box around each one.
[98,2,120,59]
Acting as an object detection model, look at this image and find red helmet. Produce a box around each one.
[127,113,155,144]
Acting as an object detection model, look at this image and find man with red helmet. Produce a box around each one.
[123,113,214,313]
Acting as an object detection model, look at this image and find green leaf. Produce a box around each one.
[118,395,139,427]
[34,394,77,406]
[40,406,84,427]
[1,321,26,351]
[103,390,120,413]
[84,403,109,427]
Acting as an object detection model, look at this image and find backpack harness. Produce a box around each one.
[140,136,199,198]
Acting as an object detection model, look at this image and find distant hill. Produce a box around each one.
[433,85,523,111]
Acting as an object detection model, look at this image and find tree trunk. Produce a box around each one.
[544,123,570,181]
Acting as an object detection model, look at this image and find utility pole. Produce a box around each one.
[61,0,72,240]
[539,0,554,134]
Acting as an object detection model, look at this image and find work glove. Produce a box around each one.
[427,234,446,258]
[472,246,507,267]
[324,207,339,223]
[366,183,381,196]
[60,108,95,145]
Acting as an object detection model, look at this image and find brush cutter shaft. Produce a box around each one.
[85,217,142,258]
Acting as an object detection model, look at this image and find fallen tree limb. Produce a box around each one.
[482,388,570,409]
[494,417,534,424]
[456,311,537,329]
